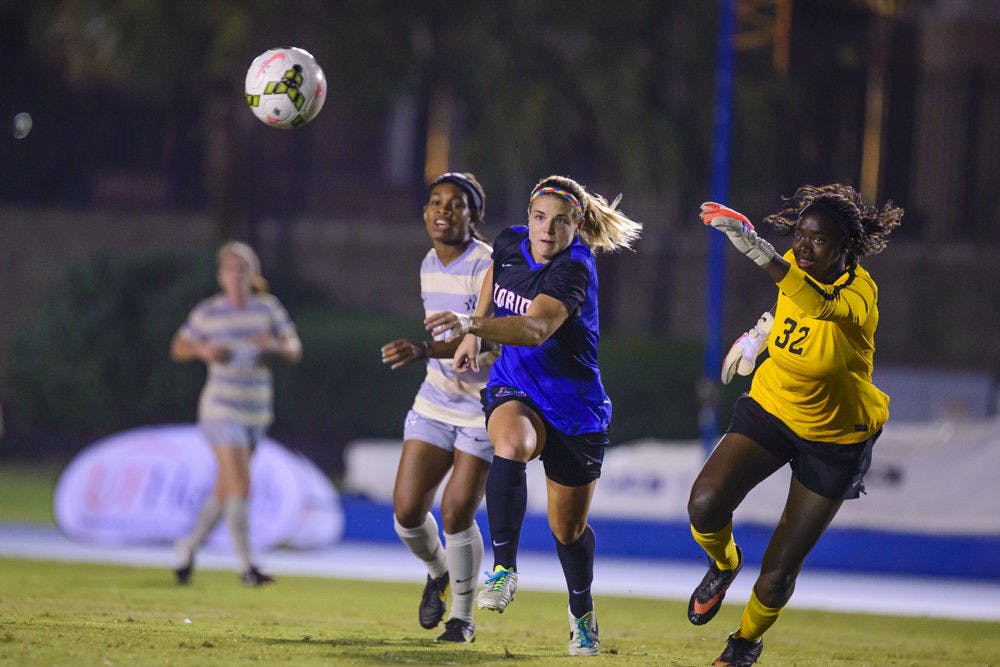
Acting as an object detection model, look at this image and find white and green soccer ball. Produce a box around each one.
[245,47,326,129]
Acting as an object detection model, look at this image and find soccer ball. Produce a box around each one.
[245,47,326,129]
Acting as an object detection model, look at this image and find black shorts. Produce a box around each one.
[482,385,607,487]
[729,394,879,500]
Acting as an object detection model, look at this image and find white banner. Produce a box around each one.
[342,438,709,521]
[344,417,1000,535]
[54,425,344,550]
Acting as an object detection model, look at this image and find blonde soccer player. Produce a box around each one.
[427,175,642,656]
[171,241,301,586]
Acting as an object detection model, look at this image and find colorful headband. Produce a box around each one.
[530,185,583,215]
[431,172,484,216]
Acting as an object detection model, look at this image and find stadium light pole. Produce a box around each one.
[700,0,737,458]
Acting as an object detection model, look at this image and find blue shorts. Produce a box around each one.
[403,410,493,463]
[199,419,266,449]
[481,385,607,487]
[729,394,879,500]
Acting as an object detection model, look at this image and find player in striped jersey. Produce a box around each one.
[171,241,301,587]
[689,185,902,666]
[426,175,642,656]
[380,172,494,644]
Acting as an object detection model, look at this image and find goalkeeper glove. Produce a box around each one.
[699,202,776,267]
[721,311,774,384]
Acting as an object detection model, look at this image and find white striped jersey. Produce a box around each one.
[178,292,297,426]
[411,238,494,427]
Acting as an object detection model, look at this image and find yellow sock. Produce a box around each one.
[734,589,783,641]
[690,522,740,570]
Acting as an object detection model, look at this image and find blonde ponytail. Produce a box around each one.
[530,175,642,253]
[218,241,269,293]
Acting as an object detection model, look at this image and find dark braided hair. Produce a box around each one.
[764,184,903,260]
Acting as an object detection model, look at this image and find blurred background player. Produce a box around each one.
[426,174,642,656]
[688,185,902,666]
[380,172,495,643]
[170,241,302,586]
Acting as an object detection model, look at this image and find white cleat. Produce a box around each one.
[476,565,518,612]
[173,538,194,584]
[568,607,600,656]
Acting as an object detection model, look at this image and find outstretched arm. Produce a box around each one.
[425,293,569,348]
[701,203,875,323]
[699,202,790,283]
[424,261,574,371]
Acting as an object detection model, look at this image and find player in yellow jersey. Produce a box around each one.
[687,184,903,666]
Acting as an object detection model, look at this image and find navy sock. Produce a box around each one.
[555,524,596,618]
[485,456,527,570]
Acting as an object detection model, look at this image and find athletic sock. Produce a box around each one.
[393,512,447,578]
[555,524,596,618]
[223,495,253,572]
[734,588,783,641]
[179,495,223,560]
[691,521,740,570]
[444,523,484,622]
[485,456,527,570]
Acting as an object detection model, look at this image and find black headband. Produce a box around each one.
[431,173,484,216]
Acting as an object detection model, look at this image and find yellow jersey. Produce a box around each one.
[748,250,889,443]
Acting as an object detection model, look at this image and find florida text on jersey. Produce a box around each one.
[486,226,611,435]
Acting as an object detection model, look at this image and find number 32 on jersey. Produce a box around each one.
[773,317,809,356]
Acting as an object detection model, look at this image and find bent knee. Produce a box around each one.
[491,441,532,462]
[549,521,587,545]
[687,483,726,529]
[439,500,478,533]
[392,498,428,528]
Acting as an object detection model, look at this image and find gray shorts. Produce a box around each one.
[199,419,266,449]
[403,410,493,463]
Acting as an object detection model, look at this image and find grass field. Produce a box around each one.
[1,463,999,665]
[0,557,998,666]
[0,462,61,523]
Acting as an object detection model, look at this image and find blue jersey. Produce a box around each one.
[487,226,611,435]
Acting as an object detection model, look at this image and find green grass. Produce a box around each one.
[0,462,62,523]
[0,558,997,666]
[1,463,998,665]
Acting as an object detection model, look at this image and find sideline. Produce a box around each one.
[2,523,998,621]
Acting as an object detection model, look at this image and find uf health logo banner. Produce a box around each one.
[54,425,343,550]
